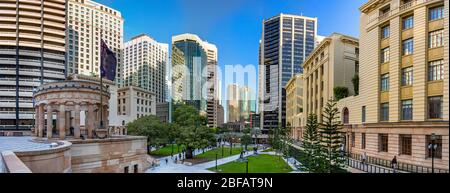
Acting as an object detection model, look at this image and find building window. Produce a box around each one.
[401,100,413,121]
[402,38,413,55]
[361,133,366,150]
[428,96,443,119]
[429,6,444,21]
[379,134,389,152]
[381,25,390,39]
[343,108,349,124]
[426,135,442,159]
[381,47,390,63]
[351,132,355,147]
[381,74,390,91]
[403,15,414,30]
[355,61,360,74]
[362,106,366,123]
[402,67,413,86]
[429,29,444,48]
[399,135,412,155]
[380,103,389,121]
[124,166,129,173]
[428,60,444,81]
[134,164,139,173]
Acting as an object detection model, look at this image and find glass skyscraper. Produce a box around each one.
[259,14,317,132]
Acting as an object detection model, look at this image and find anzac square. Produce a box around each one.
[0,75,152,173]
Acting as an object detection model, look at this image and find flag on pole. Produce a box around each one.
[100,40,117,81]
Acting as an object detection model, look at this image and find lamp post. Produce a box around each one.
[246,159,249,174]
[428,133,438,173]
[215,152,218,171]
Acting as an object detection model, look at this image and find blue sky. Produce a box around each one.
[96,0,366,119]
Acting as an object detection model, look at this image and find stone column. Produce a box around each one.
[38,104,44,138]
[65,111,71,135]
[34,106,39,137]
[87,104,94,139]
[46,105,53,139]
[58,104,66,140]
[74,104,81,139]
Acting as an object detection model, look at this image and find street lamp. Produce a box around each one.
[428,133,438,173]
[215,152,218,171]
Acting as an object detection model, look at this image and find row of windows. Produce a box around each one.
[380,59,444,92]
[378,96,443,121]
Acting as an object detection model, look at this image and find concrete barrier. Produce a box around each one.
[1,151,32,173]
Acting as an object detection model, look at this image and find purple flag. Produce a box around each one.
[100,40,117,81]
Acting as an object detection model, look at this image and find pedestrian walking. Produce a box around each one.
[391,156,398,173]
[165,158,168,165]
[362,152,367,165]
[174,157,178,163]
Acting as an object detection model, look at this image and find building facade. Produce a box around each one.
[239,86,253,122]
[117,86,156,125]
[0,0,67,134]
[302,33,359,124]
[123,34,168,103]
[227,84,240,123]
[67,0,124,86]
[171,34,218,127]
[259,14,317,134]
[156,102,169,123]
[286,74,303,141]
[336,0,448,171]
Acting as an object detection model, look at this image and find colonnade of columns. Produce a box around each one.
[34,102,109,140]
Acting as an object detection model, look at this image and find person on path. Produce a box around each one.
[165,158,168,165]
[362,152,367,165]
[391,156,398,173]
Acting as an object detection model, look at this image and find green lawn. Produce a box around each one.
[150,144,185,156]
[262,148,274,152]
[208,154,293,173]
[196,146,244,161]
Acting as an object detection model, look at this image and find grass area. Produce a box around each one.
[150,144,185,156]
[208,154,293,173]
[262,148,273,152]
[196,146,244,161]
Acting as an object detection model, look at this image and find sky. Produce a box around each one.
[95,0,366,121]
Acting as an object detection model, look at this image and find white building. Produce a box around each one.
[123,34,169,103]
[67,0,124,86]
[117,86,156,125]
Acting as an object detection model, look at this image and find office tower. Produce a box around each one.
[171,34,218,127]
[123,34,169,103]
[0,0,67,133]
[259,14,317,133]
[335,0,448,170]
[67,0,124,86]
[227,84,240,123]
[239,86,253,122]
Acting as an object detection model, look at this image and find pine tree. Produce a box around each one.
[320,99,345,173]
[301,114,326,173]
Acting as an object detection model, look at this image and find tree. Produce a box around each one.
[127,115,169,154]
[320,99,345,173]
[333,87,349,101]
[172,104,216,159]
[241,127,252,150]
[352,74,359,96]
[301,114,327,173]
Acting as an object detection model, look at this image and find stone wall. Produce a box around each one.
[69,136,151,173]
[15,141,72,173]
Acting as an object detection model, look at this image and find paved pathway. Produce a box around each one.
[146,148,304,173]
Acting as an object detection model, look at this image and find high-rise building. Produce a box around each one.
[0,0,67,133]
[123,34,169,103]
[171,34,218,127]
[259,14,317,133]
[67,0,124,86]
[227,84,240,123]
[239,86,253,122]
[335,0,448,171]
